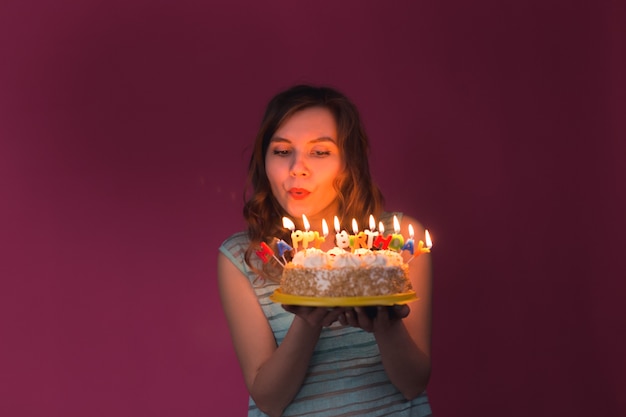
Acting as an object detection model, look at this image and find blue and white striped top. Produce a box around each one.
[219,212,433,417]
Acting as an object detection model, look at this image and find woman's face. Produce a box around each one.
[265,106,343,226]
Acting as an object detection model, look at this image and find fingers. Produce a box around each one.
[281,304,411,330]
[353,308,374,332]
[392,304,410,319]
[336,309,358,327]
[320,308,345,327]
[281,305,347,328]
[280,304,300,316]
[282,305,327,317]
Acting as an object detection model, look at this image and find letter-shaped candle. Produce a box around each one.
[418,230,432,254]
[401,224,415,255]
[373,221,392,249]
[334,216,350,249]
[349,218,367,250]
[313,219,328,248]
[388,215,405,252]
[408,229,433,263]
[277,240,293,257]
[283,217,301,252]
[255,242,274,263]
[364,214,378,249]
[301,214,316,248]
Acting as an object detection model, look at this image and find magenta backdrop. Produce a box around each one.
[1,1,625,416]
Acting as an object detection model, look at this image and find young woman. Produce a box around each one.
[218,85,433,417]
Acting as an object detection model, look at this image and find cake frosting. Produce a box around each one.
[280,247,411,297]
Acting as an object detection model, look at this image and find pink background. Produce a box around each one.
[1,1,625,416]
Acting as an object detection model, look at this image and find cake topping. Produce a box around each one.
[290,247,406,268]
[292,248,329,267]
[255,214,432,266]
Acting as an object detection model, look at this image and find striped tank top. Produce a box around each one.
[219,212,433,417]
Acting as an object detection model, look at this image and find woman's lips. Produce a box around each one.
[288,188,310,200]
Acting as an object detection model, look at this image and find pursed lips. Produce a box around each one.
[288,188,311,200]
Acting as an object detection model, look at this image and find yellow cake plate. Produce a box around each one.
[269,288,418,307]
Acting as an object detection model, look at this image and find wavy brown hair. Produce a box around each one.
[243,85,384,281]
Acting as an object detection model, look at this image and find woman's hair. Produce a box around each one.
[243,84,384,280]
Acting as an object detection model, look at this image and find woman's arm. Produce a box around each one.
[217,252,343,417]
[341,214,432,399]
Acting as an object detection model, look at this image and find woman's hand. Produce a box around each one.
[337,305,410,333]
[281,305,347,328]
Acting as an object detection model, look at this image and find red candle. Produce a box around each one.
[255,242,274,263]
[373,221,391,250]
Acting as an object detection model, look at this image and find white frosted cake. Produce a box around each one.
[280,247,411,297]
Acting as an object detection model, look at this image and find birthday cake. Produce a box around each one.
[256,214,431,300]
[279,247,412,297]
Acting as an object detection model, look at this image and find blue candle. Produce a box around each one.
[402,224,415,255]
[401,239,415,255]
[277,240,293,257]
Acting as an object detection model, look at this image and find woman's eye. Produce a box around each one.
[312,149,331,157]
[272,149,291,156]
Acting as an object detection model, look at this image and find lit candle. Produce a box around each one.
[408,229,433,263]
[301,214,316,248]
[313,219,328,248]
[283,217,301,252]
[401,224,415,255]
[364,214,378,249]
[422,229,433,254]
[373,221,392,249]
[334,216,350,249]
[349,218,368,250]
[388,215,405,252]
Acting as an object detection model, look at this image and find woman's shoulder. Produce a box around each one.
[380,211,426,233]
[380,211,401,221]
[219,231,250,255]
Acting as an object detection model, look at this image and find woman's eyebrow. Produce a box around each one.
[269,136,337,144]
[310,136,337,144]
[269,136,290,143]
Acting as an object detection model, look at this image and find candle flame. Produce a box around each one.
[378,221,385,234]
[408,224,414,239]
[425,230,432,248]
[302,214,310,231]
[393,215,400,234]
[322,219,329,237]
[352,218,359,234]
[334,216,341,233]
[369,214,376,230]
[282,217,295,231]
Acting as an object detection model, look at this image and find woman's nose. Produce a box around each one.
[290,153,309,177]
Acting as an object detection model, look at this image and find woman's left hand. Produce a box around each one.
[338,305,410,333]
[281,305,347,328]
